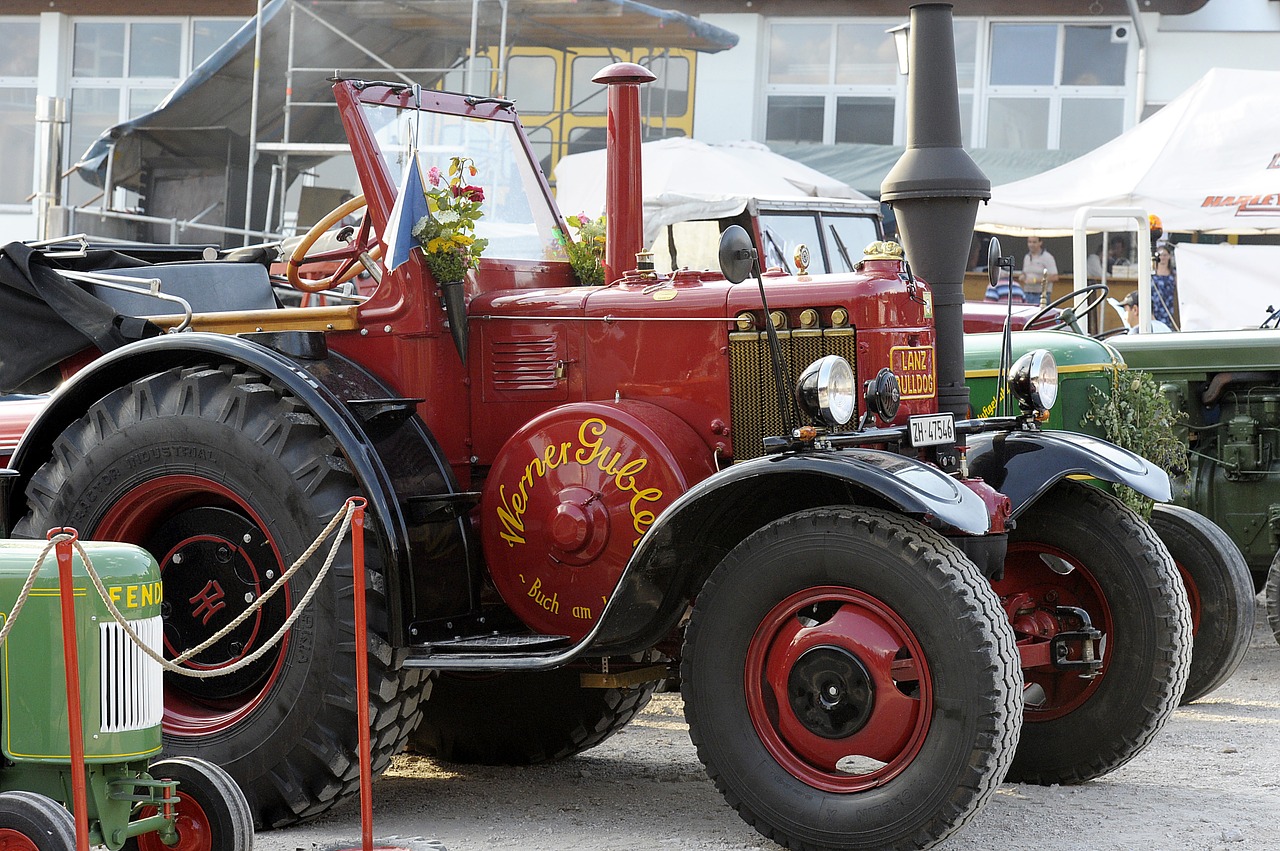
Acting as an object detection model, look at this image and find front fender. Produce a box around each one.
[588,447,990,655]
[966,429,1170,519]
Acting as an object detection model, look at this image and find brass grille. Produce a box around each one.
[729,328,857,460]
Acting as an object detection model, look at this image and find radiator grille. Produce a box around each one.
[729,328,856,461]
[100,616,163,733]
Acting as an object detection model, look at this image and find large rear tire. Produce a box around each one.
[682,507,1022,851]
[999,480,1191,784]
[1148,504,1254,703]
[410,667,655,764]
[16,365,426,828]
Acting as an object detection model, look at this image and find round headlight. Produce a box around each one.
[796,355,857,427]
[864,367,902,422]
[1009,349,1058,414]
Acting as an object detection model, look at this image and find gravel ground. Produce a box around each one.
[255,597,1280,851]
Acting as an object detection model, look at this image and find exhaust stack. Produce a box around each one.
[594,63,656,285]
[881,3,990,437]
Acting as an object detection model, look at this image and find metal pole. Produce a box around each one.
[51,528,91,851]
[35,96,67,241]
[467,0,480,95]
[348,497,374,851]
[243,0,268,246]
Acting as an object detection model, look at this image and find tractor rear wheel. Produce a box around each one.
[999,480,1191,784]
[0,791,76,851]
[682,507,1022,851]
[16,365,426,828]
[1149,504,1254,703]
[410,667,656,764]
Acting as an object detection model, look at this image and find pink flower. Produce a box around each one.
[427,166,442,187]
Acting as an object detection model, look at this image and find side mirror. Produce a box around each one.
[719,225,757,284]
[987,236,1002,290]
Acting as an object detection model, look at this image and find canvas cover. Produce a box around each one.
[0,244,160,393]
[975,68,1280,236]
[553,138,871,246]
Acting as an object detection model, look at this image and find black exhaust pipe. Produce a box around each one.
[881,2,990,461]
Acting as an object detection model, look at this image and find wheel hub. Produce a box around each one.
[787,646,875,739]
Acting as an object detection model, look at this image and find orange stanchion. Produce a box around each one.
[50,528,91,851]
[348,497,375,851]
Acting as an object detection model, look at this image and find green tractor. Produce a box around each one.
[0,535,251,851]
[966,240,1259,703]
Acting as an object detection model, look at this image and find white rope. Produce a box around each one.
[0,535,63,646]
[2,501,358,678]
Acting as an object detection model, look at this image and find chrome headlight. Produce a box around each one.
[1009,349,1058,414]
[796,355,856,427]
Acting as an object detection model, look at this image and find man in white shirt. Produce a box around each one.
[1019,235,1058,305]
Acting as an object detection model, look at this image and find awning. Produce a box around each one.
[74,0,740,192]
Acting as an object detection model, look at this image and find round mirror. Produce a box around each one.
[987,236,1002,290]
[719,224,757,284]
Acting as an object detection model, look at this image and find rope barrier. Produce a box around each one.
[1,500,358,678]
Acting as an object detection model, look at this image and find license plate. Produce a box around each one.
[909,413,955,447]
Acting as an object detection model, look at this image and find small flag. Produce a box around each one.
[384,154,430,271]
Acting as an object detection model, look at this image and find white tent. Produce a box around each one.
[975,68,1280,236]
[553,137,871,245]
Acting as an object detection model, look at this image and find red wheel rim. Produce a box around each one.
[134,793,213,851]
[1174,562,1202,636]
[96,475,290,737]
[744,586,933,792]
[0,829,39,851]
[996,543,1112,721]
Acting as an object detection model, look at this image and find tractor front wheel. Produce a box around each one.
[0,792,77,851]
[130,758,253,851]
[682,507,1022,851]
[999,480,1191,784]
[1149,504,1254,703]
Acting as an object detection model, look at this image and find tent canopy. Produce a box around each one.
[975,68,1280,236]
[553,137,872,245]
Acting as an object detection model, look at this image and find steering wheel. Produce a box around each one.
[287,194,384,293]
[1024,284,1109,334]
[1261,305,1280,330]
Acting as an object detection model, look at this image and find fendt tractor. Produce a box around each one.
[0,5,1193,850]
[0,535,251,851]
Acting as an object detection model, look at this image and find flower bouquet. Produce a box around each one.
[411,156,489,283]
[557,213,607,286]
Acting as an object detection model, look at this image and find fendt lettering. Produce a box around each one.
[0,5,1221,851]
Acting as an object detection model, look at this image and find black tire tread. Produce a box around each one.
[411,668,655,765]
[0,791,77,851]
[1006,481,1191,785]
[1265,550,1280,647]
[1149,503,1254,703]
[16,365,426,828]
[683,507,1022,851]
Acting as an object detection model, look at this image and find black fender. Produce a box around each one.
[587,447,991,656]
[5,332,471,646]
[965,428,1171,520]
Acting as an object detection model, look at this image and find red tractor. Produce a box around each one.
[0,5,1192,850]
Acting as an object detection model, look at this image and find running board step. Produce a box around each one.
[403,634,573,666]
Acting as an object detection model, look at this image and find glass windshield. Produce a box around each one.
[361,101,567,263]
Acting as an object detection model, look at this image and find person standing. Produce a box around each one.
[1151,244,1178,330]
[1019,234,1058,305]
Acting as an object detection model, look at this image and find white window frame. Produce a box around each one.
[0,16,42,211]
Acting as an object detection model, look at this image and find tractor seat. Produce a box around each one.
[87,261,278,317]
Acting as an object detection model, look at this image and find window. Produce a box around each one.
[506,55,557,113]
[765,20,900,146]
[66,17,245,207]
[760,17,1130,152]
[0,18,39,206]
[985,21,1128,151]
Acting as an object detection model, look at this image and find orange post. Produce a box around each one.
[50,528,91,851]
[347,498,374,851]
